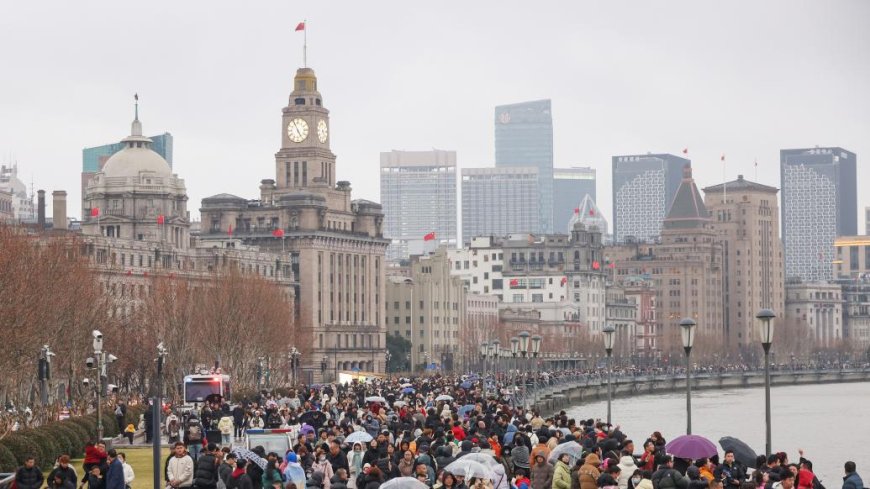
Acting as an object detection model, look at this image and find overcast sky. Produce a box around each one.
[2,1,868,232]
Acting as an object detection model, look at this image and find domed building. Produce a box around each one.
[83,104,189,248]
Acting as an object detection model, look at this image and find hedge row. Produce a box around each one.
[0,404,146,471]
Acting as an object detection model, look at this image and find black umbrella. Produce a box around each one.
[719,436,758,468]
[300,411,327,430]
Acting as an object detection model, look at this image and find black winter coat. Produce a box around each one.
[193,453,220,489]
[15,466,44,489]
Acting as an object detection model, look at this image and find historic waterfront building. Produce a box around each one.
[198,67,389,381]
[703,175,785,353]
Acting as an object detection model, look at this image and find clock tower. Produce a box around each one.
[275,67,335,194]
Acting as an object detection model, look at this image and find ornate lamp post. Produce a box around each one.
[603,323,616,425]
[479,341,489,379]
[385,350,392,379]
[757,308,776,456]
[510,337,520,403]
[288,347,300,386]
[679,317,697,434]
[531,335,542,405]
[320,356,328,382]
[490,340,501,378]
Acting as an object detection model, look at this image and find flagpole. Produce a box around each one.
[754,158,758,181]
[722,154,727,204]
[303,19,307,68]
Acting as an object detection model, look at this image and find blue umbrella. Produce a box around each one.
[460,381,473,389]
[402,387,415,394]
[457,404,475,417]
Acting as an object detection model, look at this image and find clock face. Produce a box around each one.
[287,118,309,143]
[317,119,328,143]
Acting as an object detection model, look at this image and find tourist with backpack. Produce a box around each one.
[185,415,205,460]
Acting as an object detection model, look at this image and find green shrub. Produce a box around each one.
[21,429,59,468]
[0,432,41,466]
[37,425,73,460]
[0,443,17,472]
[69,417,98,442]
[101,411,118,437]
[53,423,84,458]
[61,420,91,451]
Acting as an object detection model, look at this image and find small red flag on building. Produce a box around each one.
[574,208,580,214]
[295,21,305,31]
[592,260,601,270]
[272,228,285,238]
[560,276,567,286]
[589,209,595,216]
[609,262,615,269]
[682,148,688,155]
[91,207,100,217]
[157,215,165,225]
[423,232,436,241]
[228,225,233,236]
[509,278,519,287]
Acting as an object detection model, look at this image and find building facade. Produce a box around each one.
[834,235,870,280]
[385,248,466,372]
[0,164,36,223]
[610,167,724,355]
[703,175,785,352]
[780,147,857,282]
[0,189,12,222]
[461,167,539,241]
[612,153,689,242]
[605,285,639,359]
[784,280,843,349]
[82,132,172,220]
[553,167,596,234]
[380,150,457,262]
[198,67,389,381]
[839,280,870,350]
[494,99,554,233]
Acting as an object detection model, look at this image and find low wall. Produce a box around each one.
[533,369,870,416]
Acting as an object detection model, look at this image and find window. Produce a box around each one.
[532,294,544,303]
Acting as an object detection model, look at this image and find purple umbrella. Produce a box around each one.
[665,434,718,460]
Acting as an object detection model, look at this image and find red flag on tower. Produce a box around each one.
[592,261,601,270]
[682,148,688,155]
[295,21,305,31]
[509,278,519,287]
[589,209,595,216]
[228,225,233,237]
[91,208,100,217]
[157,215,165,225]
[423,232,436,241]
[272,228,285,238]
[574,208,579,214]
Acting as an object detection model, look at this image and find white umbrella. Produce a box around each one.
[445,458,495,480]
[548,441,583,464]
[380,477,429,489]
[365,396,387,404]
[435,394,454,402]
[461,452,500,467]
[393,400,408,408]
[400,383,413,388]
[232,447,267,470]
[345,431,373,444]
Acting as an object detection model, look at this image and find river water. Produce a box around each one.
[564,381,870,485]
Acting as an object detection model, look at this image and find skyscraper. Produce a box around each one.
[553,167,596,233]
[704,175,785,351]
[461,167,539,241]
[494,99,554,233]
[612,153,688,243]
[380,150,457,261]
[82,132,173,219]
[780,147,857,281]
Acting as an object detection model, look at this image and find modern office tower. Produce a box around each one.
[611,153,689,242]
[704,175,785,352]
[553,167,596,233]
[82,132,172,218]
[461,167,539,241]
[380,150,457,261]
[780,147,857,282]
[494,99,554,233]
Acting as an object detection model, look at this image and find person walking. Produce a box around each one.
[105,449,125,489]
[842,462,864,489]
[218,414,235,446]
[553,453,573,489]
[185,416,205,461]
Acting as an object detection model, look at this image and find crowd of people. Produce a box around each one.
[14,373,866,489]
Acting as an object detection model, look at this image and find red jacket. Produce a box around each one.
[798,469,815,489]
[83,445,107,465]
[451,425,466,441]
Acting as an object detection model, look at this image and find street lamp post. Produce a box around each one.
[87,330,107,440]
[518,332,530,406]
[38,345,55,407]
[603,324,616,425]
[288,347,300,386]
[153,342,168,489]
[510,337,519,406]
[490,340,500,379]
[320,356,328,382]
[385,350,392,379]
[679,318,697,435]
[531,335,542,406]
[256,357,264,392]
[757,309,776,456]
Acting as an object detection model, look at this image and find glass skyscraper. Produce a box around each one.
[461,167,539,242]
[380,150,457,261]
[494,100,553,234]
[781,147,857,282]
[553,167,596,233]
[611,153,688,242]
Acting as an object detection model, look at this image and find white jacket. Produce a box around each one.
[167,455,194,488]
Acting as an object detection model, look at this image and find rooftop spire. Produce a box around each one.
[131,93,143,137]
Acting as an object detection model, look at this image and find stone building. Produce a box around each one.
[197,67,389,381]
[703,175,785,353]
[784,280,843,348]
[610,167,724,355]
[605,285,638,359]
[385,248,466,372]
[0,189,12,222]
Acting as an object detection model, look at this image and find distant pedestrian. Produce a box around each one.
[842,462,863,489]
[15,455,44,489]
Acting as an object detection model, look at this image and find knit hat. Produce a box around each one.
[286,452,297,463]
